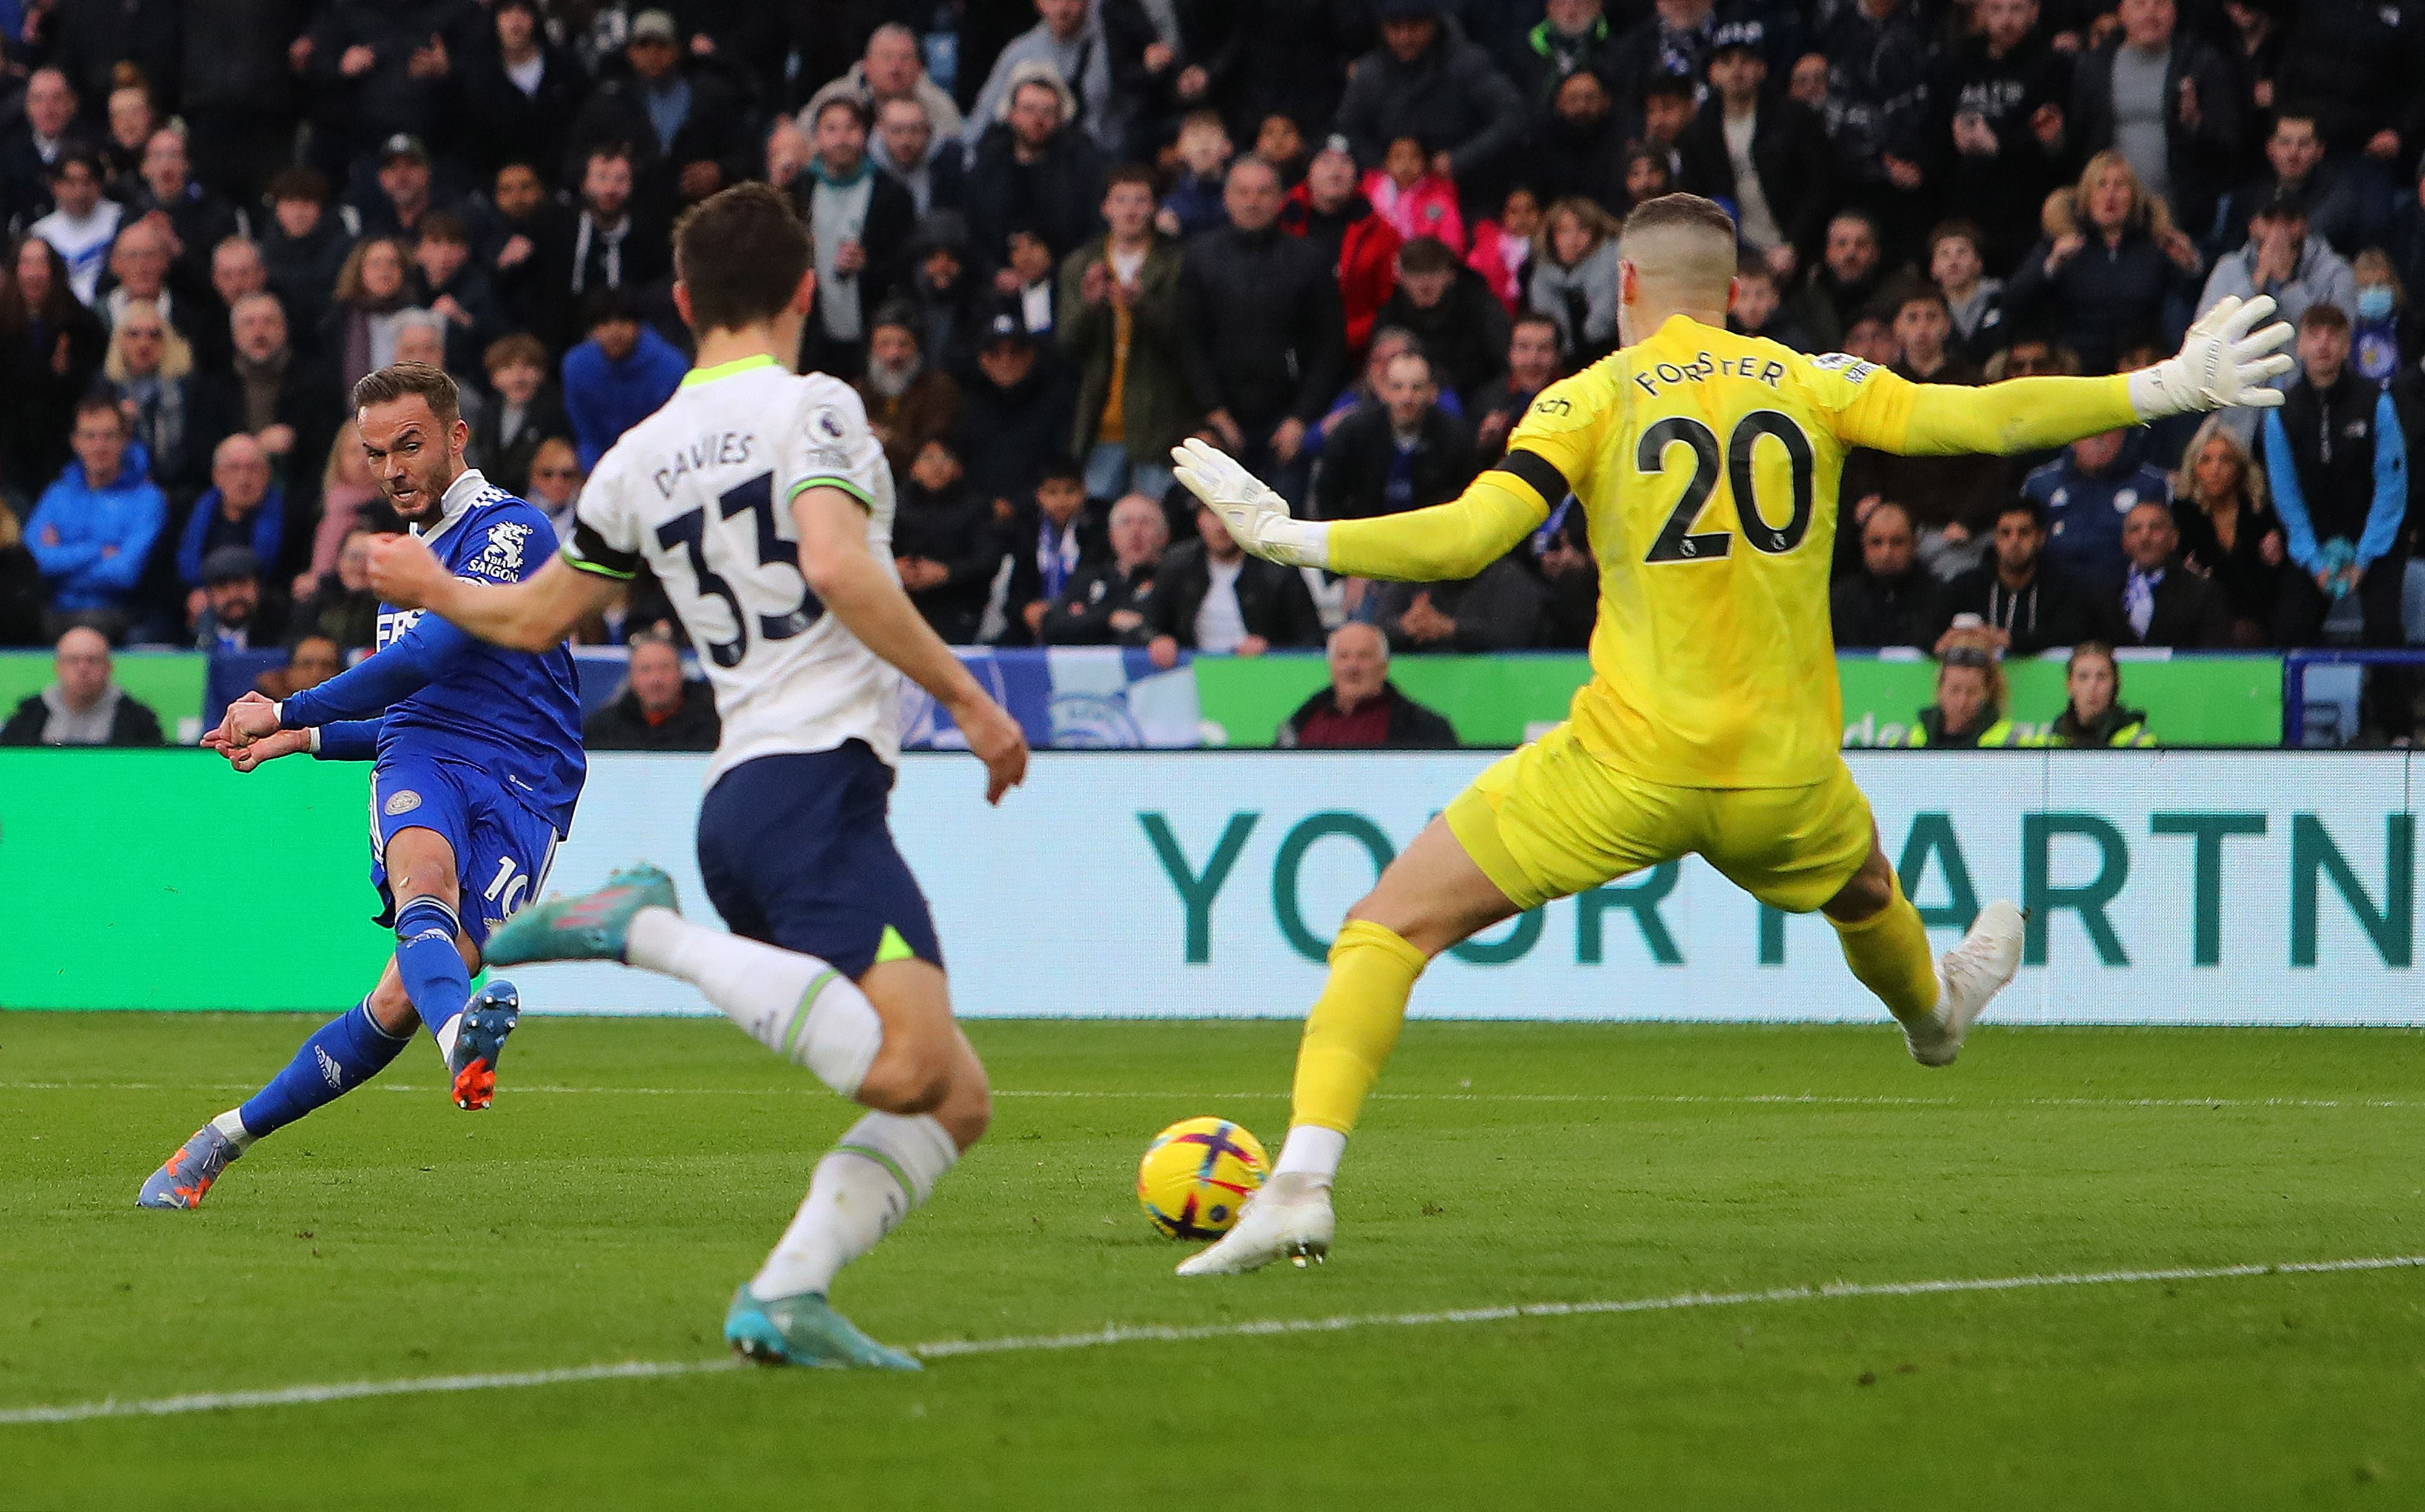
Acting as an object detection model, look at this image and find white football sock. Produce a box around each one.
[1272,1125,1347,1183]
[209,1108,256,1153]
[626,907,883,1097]
[749,1112,958,1300]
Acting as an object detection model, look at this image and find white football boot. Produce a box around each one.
[1905,900,2025,1068]
[1175,1171,1336,1276]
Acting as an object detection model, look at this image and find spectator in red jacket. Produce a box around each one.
[1282,136,1402,363]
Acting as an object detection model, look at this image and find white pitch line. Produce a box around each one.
[7,1082,2423,1112]
[3,1254,2418,1426]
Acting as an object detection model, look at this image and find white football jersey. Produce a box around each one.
[564,356,904,784]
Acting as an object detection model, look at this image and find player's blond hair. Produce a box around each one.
[1619,193,1739,307]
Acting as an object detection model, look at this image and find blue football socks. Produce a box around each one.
[233,999,414,1141]
[394,896,473,1053]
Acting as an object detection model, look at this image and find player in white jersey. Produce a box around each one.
[366,184,1029,1370]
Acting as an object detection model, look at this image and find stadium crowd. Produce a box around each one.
[1,0,2424,746]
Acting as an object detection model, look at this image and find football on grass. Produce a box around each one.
[1137,1117,1268,1240]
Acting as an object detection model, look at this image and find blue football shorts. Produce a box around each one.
[694,740,942,981]
[369,751,563,948]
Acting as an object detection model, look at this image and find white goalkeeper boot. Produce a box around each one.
[1175,1171,1336,1276]
[1906,900,2025,1068]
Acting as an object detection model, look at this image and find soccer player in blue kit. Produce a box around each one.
[365,184,1028,1369]
[136,362,586,1210]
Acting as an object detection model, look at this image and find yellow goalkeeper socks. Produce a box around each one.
[1829,878,1941,1029]
[1288,920,1428,1144]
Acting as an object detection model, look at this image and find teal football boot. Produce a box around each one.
[484,864,677,966]
[724,1286,922,1371]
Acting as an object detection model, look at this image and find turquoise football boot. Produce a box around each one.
[484,864,677,966]
[724,1285,922,1371]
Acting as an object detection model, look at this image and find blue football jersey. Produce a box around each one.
[379,473,586,829]
[287,469,586,832]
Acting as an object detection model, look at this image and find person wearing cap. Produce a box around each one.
[564,8,754,209]
[1280,135,1403,362]
[192,543,286,652]
[299,4,479,167]
[1334,0,1524,193]
[0,626,164,746]
[1062,164,1192,507]
[177,433,287,618]
[2062,0,2241,248]
[852,303,962,477]
[2195,187,2358,423]
[1677,21,1833,284]
[959,310,1079,518]
[350,133,449,246]
[806,21,966,146]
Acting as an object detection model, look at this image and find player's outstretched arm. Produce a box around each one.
[366,533,617,653]
[1169,438,1544,583]
[1874,295,2297,457]
[794,484,1029,805]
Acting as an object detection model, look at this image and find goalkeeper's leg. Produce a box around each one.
[1177,816,1519,1276]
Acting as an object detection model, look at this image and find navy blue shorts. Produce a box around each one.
[695,741,942,981]
[370,753,562,948]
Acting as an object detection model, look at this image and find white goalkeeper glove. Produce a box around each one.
[2127,294,2296,419]
[1169,438,1330,569]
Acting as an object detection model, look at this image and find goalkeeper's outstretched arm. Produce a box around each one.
[1169,438,1547,583]
[1852,294,2297,458]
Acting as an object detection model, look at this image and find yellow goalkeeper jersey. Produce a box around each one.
[1328,313,2136,790]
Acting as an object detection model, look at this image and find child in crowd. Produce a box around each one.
[1728,256,1812,349]
[2349,249,2417,384]
[1362,134,1464,253]
[1157,110,1233,240]
[1928,221,2006,364]
[1254,113,1308,187]
[1528,196,1621,362]
[1465,186,1539,313]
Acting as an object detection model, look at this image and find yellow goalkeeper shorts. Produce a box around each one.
[1442,722,1876,915]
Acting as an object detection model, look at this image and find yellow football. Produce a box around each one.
[1137,1117,1269,1240]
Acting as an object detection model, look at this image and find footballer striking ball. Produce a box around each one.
[1137,1117,1269,1240]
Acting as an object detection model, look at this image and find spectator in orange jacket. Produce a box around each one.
[1282,135,1402,363]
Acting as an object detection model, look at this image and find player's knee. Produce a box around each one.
[366,977,420,1036]
[857,1037,952,1115]
[1822,852,1896,923]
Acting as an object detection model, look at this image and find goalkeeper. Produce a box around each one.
[1166,193,2294,1277]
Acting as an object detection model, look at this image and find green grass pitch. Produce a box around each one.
[4,1012,2423,1510]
